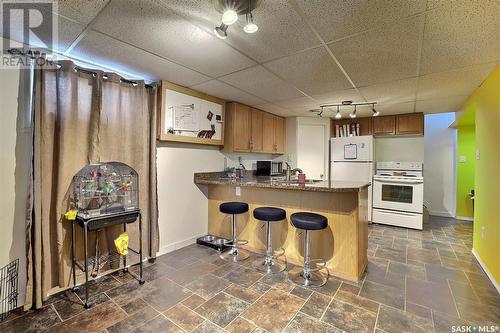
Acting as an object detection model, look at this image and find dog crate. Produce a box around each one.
[0,259,19,322]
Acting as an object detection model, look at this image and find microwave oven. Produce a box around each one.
[256,161,283,176]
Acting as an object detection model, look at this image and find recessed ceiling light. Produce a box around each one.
[243,12,258,33]
[214,24,228,39]
[222,9,238,25]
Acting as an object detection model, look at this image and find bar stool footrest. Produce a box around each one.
[306,258,327,273]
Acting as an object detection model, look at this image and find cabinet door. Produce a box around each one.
[372,115,396,135]
[396,113,424,135]
[273,116,285,154]
[233,104,251,152]
[250,108,263,152]
[262,112,275,153]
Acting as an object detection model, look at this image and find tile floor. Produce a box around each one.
[1,216,499,332]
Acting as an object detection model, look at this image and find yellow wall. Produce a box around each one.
[459,65,500,285]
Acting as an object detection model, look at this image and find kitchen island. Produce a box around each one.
[194,172,370,282]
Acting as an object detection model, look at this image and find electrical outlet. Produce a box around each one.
[476,149,480,160]
[459,155,466,163]
[235,186,241,196]
[482,226,485,240]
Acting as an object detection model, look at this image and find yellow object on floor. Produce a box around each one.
[64,209,77,220]
[114,232,129,256]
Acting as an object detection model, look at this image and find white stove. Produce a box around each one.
[372,162,424,230]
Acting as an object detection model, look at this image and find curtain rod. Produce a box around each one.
[8,48,156,89]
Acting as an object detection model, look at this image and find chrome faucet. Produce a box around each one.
[284,162,303,181]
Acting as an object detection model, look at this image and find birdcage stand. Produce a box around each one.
[70,209,144,309]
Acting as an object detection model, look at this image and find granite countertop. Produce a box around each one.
[194,172,370,193]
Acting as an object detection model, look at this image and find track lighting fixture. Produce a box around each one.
[372,106,380,117]
[350,105,357,118]
[312,102,379,118]
[214,23,228,39]
[244,12,258,33]
[222,9,238,25]
[335,105,342,119]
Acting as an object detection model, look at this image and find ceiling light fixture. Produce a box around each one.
[335,105,342,119]
[372,106,380,117]
[214,23,228,39]
[243,12,258,33]
[222,9,238,25]
[349,105,357,118]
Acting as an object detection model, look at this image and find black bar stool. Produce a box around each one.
[253,207,287,273]
[219,202,250,262]
[288,212,329,287]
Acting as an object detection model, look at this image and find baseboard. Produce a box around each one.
[429,211,454,218]
[156,233,206,257]
[456,216,474,222]
[471,249,500,295]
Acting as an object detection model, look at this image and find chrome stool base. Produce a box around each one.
[220,247,250,262]
[254,257,287,273]
[288,267,328,288]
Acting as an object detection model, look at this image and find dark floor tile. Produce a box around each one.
[309,277,342,297]
[406,277,458,316]
[121,298,149,315]
[360,280,405,309]
[284,312,340,333]
[406,301,433,320]
[339,282,360,295]
[248,281,272,294]
[131,315,184,333]
[368,235,394,247]
[225,316,256,333]
[432,311,474,333]
[375,246,407,263]
[242,289,304,333]
[388,261,426,280]
[0,305,61,333]
[334,290,379,313]
[322,299,377,333]
[377,305,434,333]
[425,263,469,284]
[166,262,218,286]
[195,292,249,328]
[142,276,192,312]
[223,283,260,303]
[156,252,199,270]
[75,274,123,300]
[107,305,159,333]
[448,280,480,302]
[455,298,500,324]
[105,278,154,306]
[224,267,263,288]
[259,271,295,292]
[407,247,441,265]
[49,302,127,333]
[290,286,314,299]
[186,274,231,300]
[53,291,109,320]
[300,291,331,319]
[182,294,207,310]
[440,257,482,273]
[164,303,205,331]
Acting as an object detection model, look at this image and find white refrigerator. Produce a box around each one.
[330,135,374,222]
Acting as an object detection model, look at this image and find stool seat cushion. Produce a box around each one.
[253,207,286,222]
[291,212,328,230]
[220,202,249,215]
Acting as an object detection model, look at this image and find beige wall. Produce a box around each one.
[374,136,424,162]
[0,60,31,308]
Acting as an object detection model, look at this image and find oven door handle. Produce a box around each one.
[374,209,421,217]
[374,179,424,185]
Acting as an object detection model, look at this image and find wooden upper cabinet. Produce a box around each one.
[372,115,396,135]
[274,116,285,154]
[262,112,275,153]
[250,108,264,152]
[396,113,424,135]
[223,102,285,154]
[231,103,251,152]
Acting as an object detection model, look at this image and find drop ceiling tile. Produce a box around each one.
[311,88,364,104]
[420,0,500,75]
[254,104,290,117]
[416,96,468,114]
[328,15,424,87]
[191,80,266,106]
[359,78,418,105]
[264,47,352,96]
[219,65,304,102]
[294,0,427,42]
[417,63,496,100]
[70,31,210,85]
[56,0,110,25]
[275,96,318,112]
[91,0,255,77]
[376,101,415,116]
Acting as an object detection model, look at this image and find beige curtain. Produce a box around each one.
[25,61,158,309]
